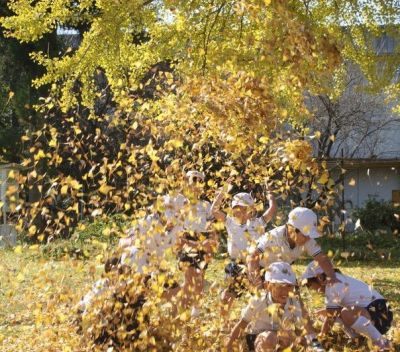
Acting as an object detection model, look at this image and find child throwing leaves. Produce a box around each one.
[172,170,218,317]
[247,207,338,288]
[211,178,277,319]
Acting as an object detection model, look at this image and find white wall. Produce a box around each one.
[343,166,400,209]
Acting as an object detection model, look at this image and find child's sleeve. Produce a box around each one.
[241,297,260,323]
[304,238,322,258]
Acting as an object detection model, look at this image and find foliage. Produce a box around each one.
[1,2,400,351]
[353,198,400,233]
[1,249,399,351]
[0,2,62,163]
[318,229,400,261]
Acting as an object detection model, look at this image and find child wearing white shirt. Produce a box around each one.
[226,262,324,352]
[211,182,277,318]
[301,261,393,351]
[173,170,218,317]
[248,207,337,288]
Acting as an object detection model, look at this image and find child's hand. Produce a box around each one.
[224,176,234,193]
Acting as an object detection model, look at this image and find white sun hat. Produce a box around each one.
[231,192,255,208]
[301,261,324,282]
[264,262,297,285]
[287,207,321,238]
[185,170,205,181]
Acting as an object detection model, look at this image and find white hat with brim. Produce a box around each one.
[301,261,324,282]
[264,262,297,285]
[287,207,321,239]
[231,192,255,208]
[185,170,205,181]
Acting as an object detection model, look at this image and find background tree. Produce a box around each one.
[1,0,400,239]
[307,65,400,160]
[0,3,60,163]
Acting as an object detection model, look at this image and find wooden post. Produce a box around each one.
[341,149,346,250]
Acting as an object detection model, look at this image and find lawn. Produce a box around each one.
[0,247,399,351]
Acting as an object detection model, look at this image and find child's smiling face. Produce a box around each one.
[267,282,295,305]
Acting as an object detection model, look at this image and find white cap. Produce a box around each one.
[301,261,324,282]
[287,207,320,238]
[231,192,255,208]
[185,170,205,181]
[264,262,297,285]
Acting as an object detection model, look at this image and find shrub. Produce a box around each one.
[353,199,400,233]
[39,214,125,259]
[318,229,400,261]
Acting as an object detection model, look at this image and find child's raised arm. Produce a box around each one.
[210,177,233,221]
[261,190,277,224]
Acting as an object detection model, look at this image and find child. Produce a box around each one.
[76,255,120,318]
[301,261,393,351]
[247,207,338,288]
[172,170,218,317]
[119,196,181,253]
[226,262,324,352]
[211,180,277,317]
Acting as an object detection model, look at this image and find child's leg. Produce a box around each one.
[340,307,385,343]
[195,268,205,298]
[181,265,197,309]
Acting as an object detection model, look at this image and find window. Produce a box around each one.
[374,34,396,55]
[393,190,400,206]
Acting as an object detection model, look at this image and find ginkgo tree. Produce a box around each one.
[1,0,399,238]
[1,1,400,351]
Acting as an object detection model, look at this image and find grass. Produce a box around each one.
[0,246,399,351]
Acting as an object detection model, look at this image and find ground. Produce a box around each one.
[0,247,399,351]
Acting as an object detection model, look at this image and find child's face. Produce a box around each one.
[232,205,253,223]
[267,282,295,305]
[186,176,204,196]
[288,226,310,246]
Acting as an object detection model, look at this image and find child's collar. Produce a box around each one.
[285,225,296,249]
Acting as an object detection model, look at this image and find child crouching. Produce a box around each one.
[301,261,393,351]
[226,262,322,352]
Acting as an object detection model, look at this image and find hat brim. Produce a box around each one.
[305,227,321,239]
[265,277,297,285]
[232,201,253,208]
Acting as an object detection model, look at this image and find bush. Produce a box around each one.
[39,214,125,259]
[353,199,400,233]
[318,229,400,261]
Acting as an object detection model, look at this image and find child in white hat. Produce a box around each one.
[210,179,277,318]
[226,262,324,352]
[171,170,218,317]
[247,207,338,289]
[301,261,393,351]
[245,207,337,350]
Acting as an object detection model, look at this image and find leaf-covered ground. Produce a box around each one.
[0,248,399,351]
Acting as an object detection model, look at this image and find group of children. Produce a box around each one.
[77,170,394,351]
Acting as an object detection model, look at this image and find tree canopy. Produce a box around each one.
[1,0,400,238]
